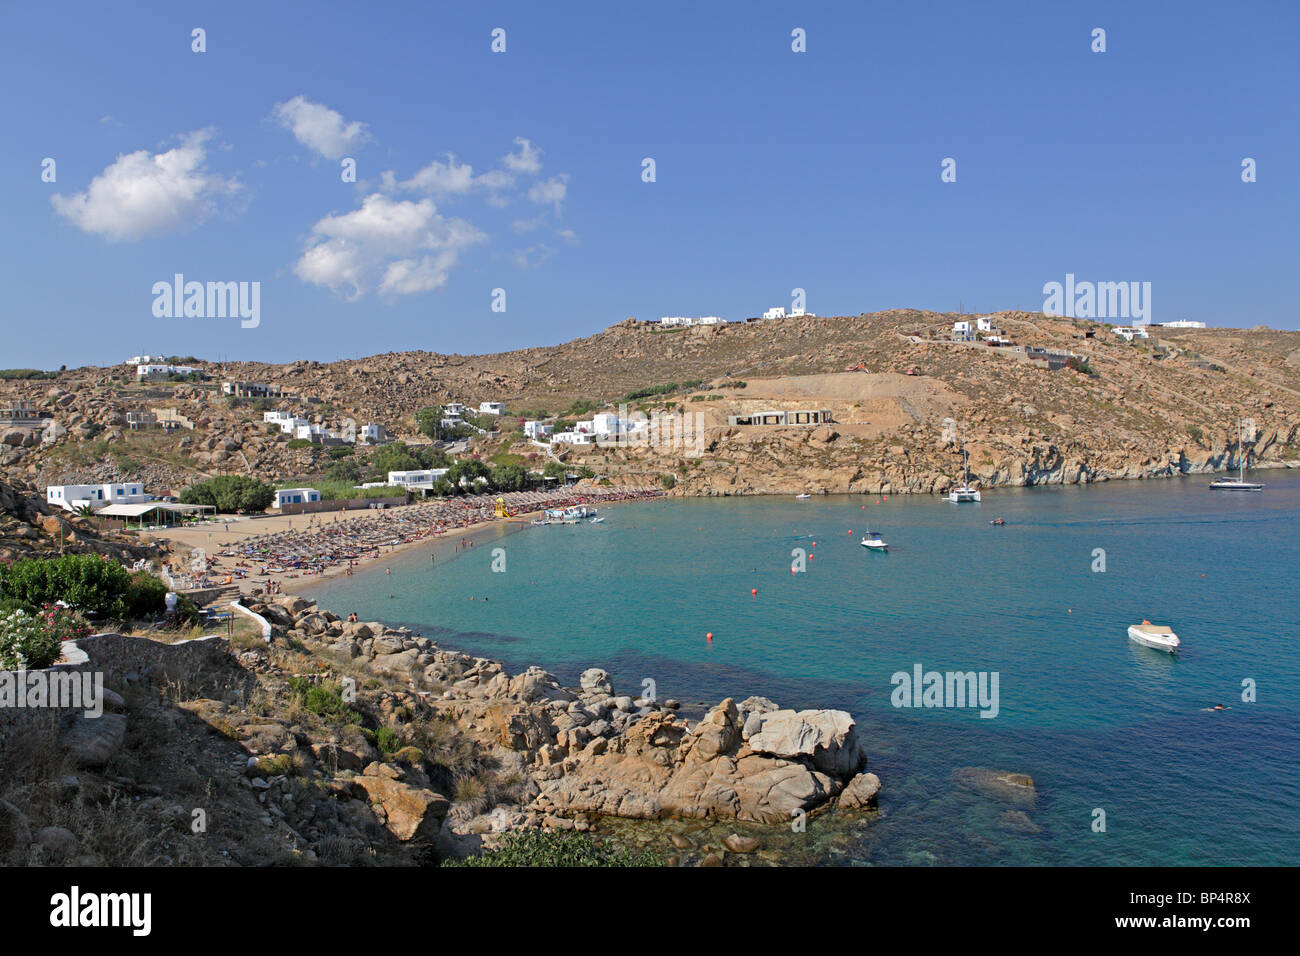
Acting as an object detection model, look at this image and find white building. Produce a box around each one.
[264,411,309,434]
[976,316,1000,333]
[762,307,786,320]
[479,401,505,416]
[47,482,152,513]
[1160,320,1206,329]
[789,307,810,317]
[1113,326,1150,342]
[388,469,450,493]
[590,413,623,437]
[128,354,164,366]
[221,381,282,398]
[524,420,553,439]
[273,488,321,509]
[444,402,467,417]
[551,431,593,445]
[137,363,198,381]
[359,423,389,444]
[952,321,974,342]
[696,316,723,325]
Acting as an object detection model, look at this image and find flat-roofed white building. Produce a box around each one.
[551,431,593,445]
[387,469,450,493]
[479,401,505,415]
[444,402,466,417]
[273,488,321,509]
[1112,326,1150,341]
[47,482,152,513]
[762,307,786,319]
[524,420,553,439]
[137,363,197,381]
[1160,320,1206,329]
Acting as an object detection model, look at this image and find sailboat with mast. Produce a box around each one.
[947,429,981,503]
[1209,420,1264,491]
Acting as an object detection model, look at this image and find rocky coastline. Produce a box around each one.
[241,589,881,861]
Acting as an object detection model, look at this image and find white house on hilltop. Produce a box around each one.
[137,363,197,381]
[47,482,152,513]
[762,307,787,319]
[951,320,974,342]
[1112,326,1151,342]
[479,402,505,416]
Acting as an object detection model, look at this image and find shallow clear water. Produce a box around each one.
[309,471,1300,865]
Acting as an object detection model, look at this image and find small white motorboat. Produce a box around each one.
[795,493,811,499]
[860,531,888,551]
[1128,620,1180,653]
[589,516,604,523]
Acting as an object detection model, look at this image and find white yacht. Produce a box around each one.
[1128,621,1181,653]
[948,435,981,503]
[1210,420,1264,491]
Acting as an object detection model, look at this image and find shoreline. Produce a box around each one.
[146,488,663,598]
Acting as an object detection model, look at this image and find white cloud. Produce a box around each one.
[556,227,579,243]
[513,244,554,269]
[397,155,516,197]
[527,174,568,212]
[50,129,239,241]
[273,95,370,160]
[503,137,542,174]
[511,217,542,234]
[293,193,484,299]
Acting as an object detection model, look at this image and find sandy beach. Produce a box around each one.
[145,487,662,598]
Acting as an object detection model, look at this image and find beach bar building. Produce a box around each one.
[95,501,214,529]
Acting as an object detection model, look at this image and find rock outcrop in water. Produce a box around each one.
[261,596,881,848]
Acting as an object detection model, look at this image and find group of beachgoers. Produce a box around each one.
[189,487,662,588]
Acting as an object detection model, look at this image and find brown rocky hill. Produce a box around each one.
[2,310,1298,495]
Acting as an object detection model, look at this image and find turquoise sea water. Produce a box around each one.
[308,472,1300,865]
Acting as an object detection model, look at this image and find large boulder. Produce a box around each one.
[579,668,613,696]
[59,713,127,769]
[352,763,449,843]
[747,709,867,777]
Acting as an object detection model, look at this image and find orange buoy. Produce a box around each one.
[751,588,757,596]
[706,632,713,642]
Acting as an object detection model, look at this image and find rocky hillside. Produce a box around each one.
[3,310,1299,495]
[0,478,161,564]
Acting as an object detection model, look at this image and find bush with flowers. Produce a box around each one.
[0,603,91,671]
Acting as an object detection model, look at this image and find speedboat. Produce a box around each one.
[1128,620,1180,653]
[795,493,811,499]
[589,516,604,523]
[860,531,888,551]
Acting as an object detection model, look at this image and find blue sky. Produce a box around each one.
[1,0,1296,368]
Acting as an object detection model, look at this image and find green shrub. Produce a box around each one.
[446,830,659,867]
[375,726,402,755]
[0,555,167,620]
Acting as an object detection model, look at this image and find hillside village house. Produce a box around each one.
[359,423,389,444]
[524,420,553,439]
[221,381,282,398]
[444,403,466,417]
[1158,319,1206,329]
[273,488,321,509]
[126,410,157,430]
[137,363,198,381]
[479,401,505,415]
[47,482,152,513]
[762,307,787,319]
[951,320,974,342]
[551,430,594,445]
[264,411,309,434]
[1112,326,1151,342]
